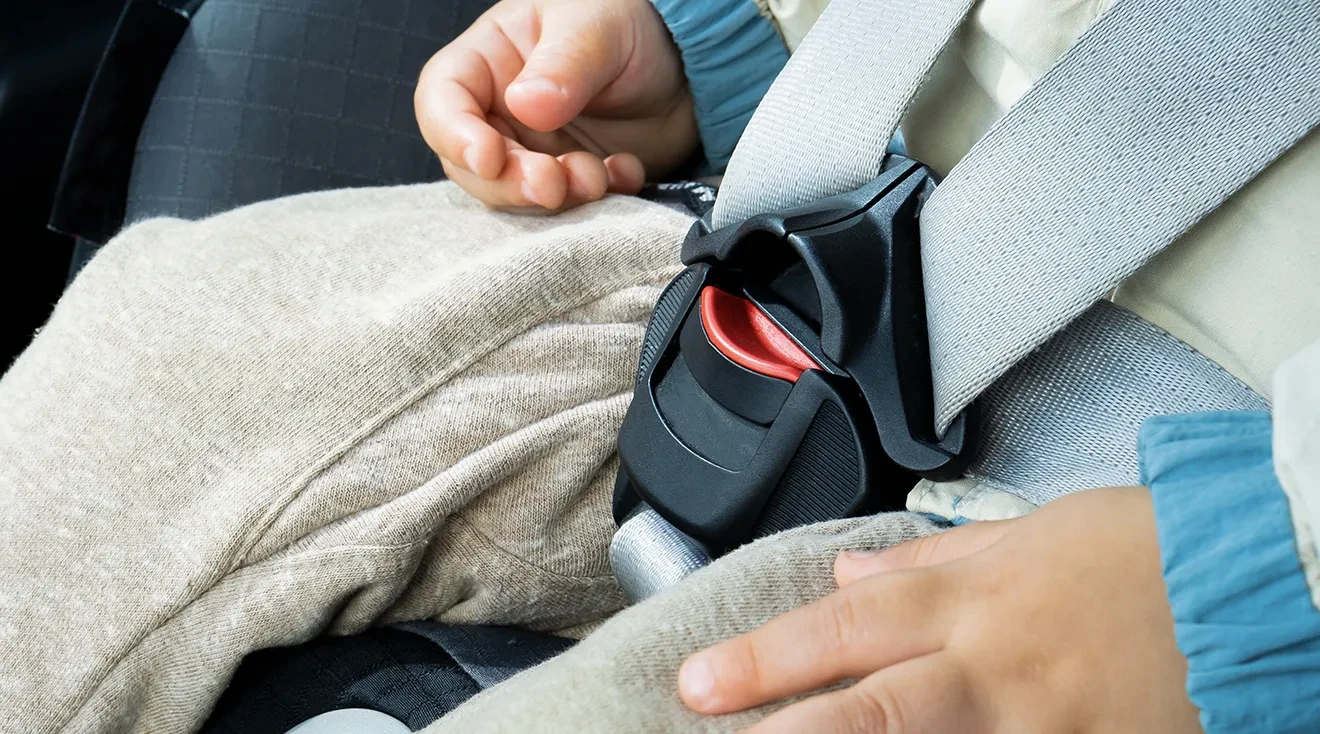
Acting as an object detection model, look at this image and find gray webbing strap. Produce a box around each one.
[711,0,977,229]
[718,0,1320,431]
[969,301,1269,505]
[609,506,711,603]
[920,0,1320,430]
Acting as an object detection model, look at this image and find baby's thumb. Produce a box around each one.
[505,9,626,132]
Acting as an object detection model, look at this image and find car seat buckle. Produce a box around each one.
[613,155,978,557]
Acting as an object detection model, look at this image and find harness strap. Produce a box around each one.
[712,0,975,230]
[970,301,1268,503]
[919,0,1320,430]
[721,0,1320,432]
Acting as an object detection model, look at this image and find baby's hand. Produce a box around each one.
[416,0,698,212]
[680,487,1202,733]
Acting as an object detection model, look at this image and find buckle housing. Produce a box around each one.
[614,156,977,555]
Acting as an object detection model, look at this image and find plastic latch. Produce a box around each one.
[699,286,819,383]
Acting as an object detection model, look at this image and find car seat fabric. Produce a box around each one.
[201,623,573,733]
[59,0,498,279]
[123,0,492,227]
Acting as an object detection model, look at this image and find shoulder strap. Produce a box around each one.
[712,0,976,229]
[717,0,1320,431]
[920,0,1320,429]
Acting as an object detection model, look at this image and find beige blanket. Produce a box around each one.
[0,183,697,732]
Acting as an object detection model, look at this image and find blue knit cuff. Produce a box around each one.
[1140,412,1320,734]
[651,0,788,172]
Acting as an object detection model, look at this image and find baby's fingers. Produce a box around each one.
[443,148,568,210]
[538,152,644,208]
[679,567,957,716]
[836,520,1012,586]
[417,46,507,180]
[742,653,981,734]
[603,153,646,196]
[558,152,609,204]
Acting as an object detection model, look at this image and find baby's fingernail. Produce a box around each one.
[679,654,716,704]
[509,76,563,99]
[842,550,879,560]
[463,147,482,175]
[520,180,544,208]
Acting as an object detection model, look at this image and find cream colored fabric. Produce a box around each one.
[906,477,1036,522]
[1273,342,1320,610]
[764,0,832,50]
[426,512,941,733]
[0,183,690,733]
[1113,140,1320,399]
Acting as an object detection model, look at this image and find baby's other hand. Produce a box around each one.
[680,487,1202,733]
[416,0,698,213]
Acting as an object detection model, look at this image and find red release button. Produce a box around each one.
[699,286,819,383]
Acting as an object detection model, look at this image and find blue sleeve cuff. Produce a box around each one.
[651,0,788,172]
[1140,412,1320,734]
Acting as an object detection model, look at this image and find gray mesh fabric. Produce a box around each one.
[970,301,1269,506]
[126,0,492,224]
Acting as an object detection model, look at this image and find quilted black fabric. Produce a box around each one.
[125,0,492,224]
[201,623,574,733]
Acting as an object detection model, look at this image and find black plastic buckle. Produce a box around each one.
[613,156,977,556]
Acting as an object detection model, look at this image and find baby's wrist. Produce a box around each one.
[650,0,788,172]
